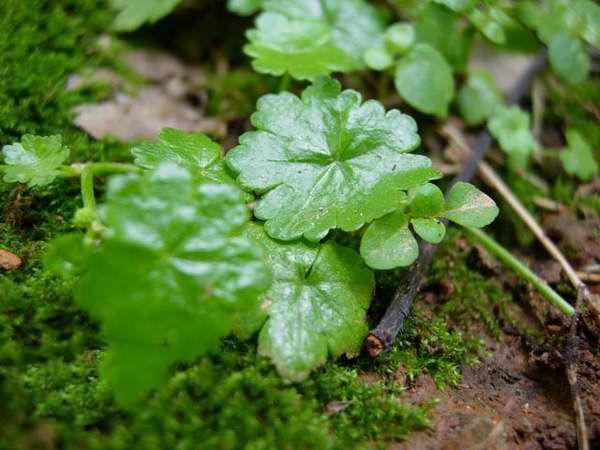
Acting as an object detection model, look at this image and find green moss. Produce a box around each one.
[307,366,431,448]
[372,311,484,387]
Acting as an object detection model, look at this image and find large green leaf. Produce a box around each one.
[548,33,590,85]
[111,0,182,32]
[245,0,385,79]
[488,106,536,170]
[131,128,245,196]
[457,69,503,126]
[559,129,598,181]
[77,164,270,405]
[2,135,69,187]
[394,44,455,117]
[226,77,440,242]
[245,224,373,381]
[360,210,418,270]
[444,182,498,228]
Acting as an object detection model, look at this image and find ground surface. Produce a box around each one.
[1,1,599,449]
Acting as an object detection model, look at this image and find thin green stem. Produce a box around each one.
[80,165,97,210]
[462,226,575,317]
[279,72,291,92]
[78,162,140,211]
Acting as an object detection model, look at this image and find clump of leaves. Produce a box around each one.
[241,0,385,80]
[227,77,498,272]
[360,182,498,269]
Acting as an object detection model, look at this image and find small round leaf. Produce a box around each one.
[360,210,418,270]
[394,44,455,117]
[411,218,446,244]
[444,182,498,228]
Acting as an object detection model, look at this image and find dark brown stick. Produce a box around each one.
[366,52,548,358]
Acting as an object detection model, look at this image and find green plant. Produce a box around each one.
[7,0,596,411]
[1,79,497,402]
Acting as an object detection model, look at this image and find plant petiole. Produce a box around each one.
[77,162,140,211]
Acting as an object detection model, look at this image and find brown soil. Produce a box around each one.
[391,330,600,450]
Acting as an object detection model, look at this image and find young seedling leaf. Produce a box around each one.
[364,46,394,71]
[549,33,590,85]
[244,224,373,381]
[444,182,498,228]
[457,69,503,126]
[77,164,270,405]
[245,0,385,79]
[131,128,245,194]
[394,44,455,117]
[488,106,536,171]
[360,210,418,270]
[559,129,599,181]
[384,23,416,55]
[409,183,445,218]
[110,0,182,32]
[226,77,440,242]
[415,3,474,71]
[411,218,446,244]
[228,0,263,15]
[2,135,69,187]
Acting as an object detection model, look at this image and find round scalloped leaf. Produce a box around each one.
[360,210,418,270]
[244,13,354,80]
[77,164,270,405]
[2,135,69,188]
[226,77,440,242]
[246,0,385,79]
[411,218,446,244]
[130,128,246,197]
[444,182,498,228]
[394,44,455,117]
[244,224,373,381]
